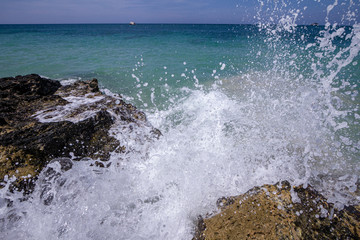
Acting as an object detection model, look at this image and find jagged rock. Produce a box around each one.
[193,181,360,240]
[0,74,159,194]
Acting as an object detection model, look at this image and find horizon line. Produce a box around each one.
[0,22,326,26]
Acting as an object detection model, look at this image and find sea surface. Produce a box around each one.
[1,5,360,240]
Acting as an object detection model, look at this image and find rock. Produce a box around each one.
[0,74,61,97]
[193,181,360,240]
[38,158,73,205]
[0,74,63,125]
[0,74,160,194]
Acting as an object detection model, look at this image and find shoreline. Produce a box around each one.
[0,74,359,239]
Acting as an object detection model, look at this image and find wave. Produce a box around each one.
[1,1,360,239]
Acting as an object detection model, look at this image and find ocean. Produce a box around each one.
[1,9,360,240]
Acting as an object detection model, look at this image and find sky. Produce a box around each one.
[0,0,359,25]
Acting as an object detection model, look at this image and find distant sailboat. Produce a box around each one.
[129,21,136,25]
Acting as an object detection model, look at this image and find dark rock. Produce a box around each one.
[89,78,100,92]
[0,74,60,97]
[0,117,6,126]
[193,181,360,240]
[0,74,161,194]
[0,74,63,127]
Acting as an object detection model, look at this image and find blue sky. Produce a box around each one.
[0,0,358,24]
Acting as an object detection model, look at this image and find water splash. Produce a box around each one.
[1,1,360,239]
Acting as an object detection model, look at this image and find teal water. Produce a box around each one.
[0,21,360,239]
[1,24,359,107]
[0,24,258,106]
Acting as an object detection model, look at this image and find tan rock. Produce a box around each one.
[194,181,360,240]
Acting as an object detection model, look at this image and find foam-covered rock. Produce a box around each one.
[0,74,159,193]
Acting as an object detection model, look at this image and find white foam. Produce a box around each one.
[2,1,360,239]
[220,63,226,70]
[2,75,360,238]
[33,94,105,123]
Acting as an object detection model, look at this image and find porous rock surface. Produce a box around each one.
[193,181,360,240]
[0,74,159,193]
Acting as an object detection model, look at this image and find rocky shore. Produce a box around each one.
[1,74,359,239]
[193,181,360,239]
[0,74,159,194]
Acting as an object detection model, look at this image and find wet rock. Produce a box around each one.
[38,158,73,205]
[0,74,160,193]
[193,181,360,240]
[0,74,63,126]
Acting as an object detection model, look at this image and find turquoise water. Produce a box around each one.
[0,24,258,105]
[1,20,360,239]
[1,24,359,107]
